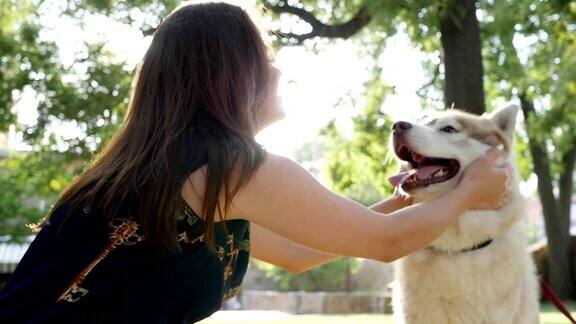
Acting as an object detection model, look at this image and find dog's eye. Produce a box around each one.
[440,126,459,133]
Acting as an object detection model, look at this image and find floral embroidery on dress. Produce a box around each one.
[178,231,205,244]
[57,217,144,303]
[55,196,250,308]
[176,200,206,246]
[238,239,250,252]
[223,286,241,301]
[223,234,239,282]
[176,199,251,302]
[177,200,199,226]
[108,218,145,246]
[60,285,90,303]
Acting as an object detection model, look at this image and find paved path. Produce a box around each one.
[205,310,293,321]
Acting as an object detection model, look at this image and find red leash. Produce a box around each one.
[540,279,576,324]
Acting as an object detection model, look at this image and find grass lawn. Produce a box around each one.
[200,314,391,324]
[200,302,576,324]
[541,302,576,324]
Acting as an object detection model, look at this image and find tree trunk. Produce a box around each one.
[520,94,575,299]
[439,0,485,115]
[558,148,576,297]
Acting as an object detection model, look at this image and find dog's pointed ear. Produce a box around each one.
[487,105,519,139]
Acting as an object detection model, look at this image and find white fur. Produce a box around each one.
[391,105,540,324]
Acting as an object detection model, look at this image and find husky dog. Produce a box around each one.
[389,105,540,324]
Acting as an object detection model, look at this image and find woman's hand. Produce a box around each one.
[456,148,511,210]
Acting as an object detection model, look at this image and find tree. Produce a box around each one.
[0,0,60,131]
[483,0,576,299]
[438,0,485,113]
[0,0,175,235]
[0,150,76,238]
[318,60,396,203]
[0,0,78,231]
[263,0,486,114]
[264,0,576,299]
[261,0,491,214]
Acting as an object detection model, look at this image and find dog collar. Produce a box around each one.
[429,239,494,253]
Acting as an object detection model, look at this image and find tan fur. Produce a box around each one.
[453,112,510,152]
[436,109,510,152]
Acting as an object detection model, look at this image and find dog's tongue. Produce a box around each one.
[388,165,446,187]
[388,170,414,187]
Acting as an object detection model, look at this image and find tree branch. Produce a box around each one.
[416,61,441,98]
[262,1,372,45]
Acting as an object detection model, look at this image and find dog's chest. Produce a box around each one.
[393,235,530,323]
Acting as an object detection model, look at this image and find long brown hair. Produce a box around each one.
[48,2,272,252]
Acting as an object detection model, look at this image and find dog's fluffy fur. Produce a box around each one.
[391,105,540,324]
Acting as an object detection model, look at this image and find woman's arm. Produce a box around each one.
[250,224,336,274]
[231,149,508,263]
[250,194,412,273]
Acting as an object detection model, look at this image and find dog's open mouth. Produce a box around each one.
[389,142,460,191]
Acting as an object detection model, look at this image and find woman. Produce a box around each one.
[0,2,510,323]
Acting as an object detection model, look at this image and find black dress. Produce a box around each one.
[0,165,251,323]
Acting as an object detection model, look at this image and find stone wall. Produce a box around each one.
[242,259,394,292]
[351,259,394,292]
[241,263,280,291]
[239,290,392,314]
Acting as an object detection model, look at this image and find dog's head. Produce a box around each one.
[389,105,518,200]
[389,105,524,251]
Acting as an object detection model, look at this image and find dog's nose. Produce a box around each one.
[393,121,412,132]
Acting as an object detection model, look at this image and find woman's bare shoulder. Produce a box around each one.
[238,153,313,198]
[253,153,303,177]
[179,153,303,220]
[231,152,332,220]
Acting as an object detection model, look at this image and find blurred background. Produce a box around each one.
[0,0,574,322]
